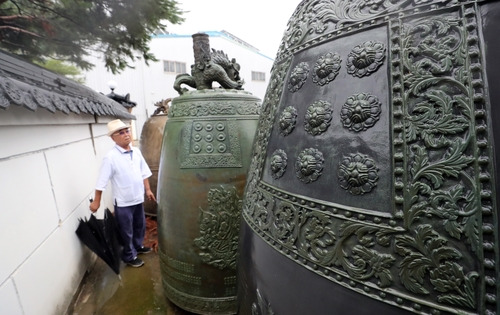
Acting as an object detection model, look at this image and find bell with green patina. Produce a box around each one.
[156,33,260,314]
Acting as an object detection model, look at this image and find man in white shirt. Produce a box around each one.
[90,119,156,267]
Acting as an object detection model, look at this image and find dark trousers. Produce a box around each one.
[114,203,145,262]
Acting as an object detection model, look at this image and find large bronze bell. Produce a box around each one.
[140,99,170,216]
[238,1,500,314]
[157,33,260,314]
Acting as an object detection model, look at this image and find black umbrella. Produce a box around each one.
[76,208,122,275]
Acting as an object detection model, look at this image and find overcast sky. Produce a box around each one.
[166,0,302,57]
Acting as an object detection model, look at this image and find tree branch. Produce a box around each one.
[0,25,41,37]
[0,15,35,21]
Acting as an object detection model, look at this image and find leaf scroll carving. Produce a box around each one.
[395,225,478,308]
[397,13,483,310]
[278,0,434,56]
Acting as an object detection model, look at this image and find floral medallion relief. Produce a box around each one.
[312,52,342,86]
[338,153,379,195]
[286,40,385,92]
[278,106,298,136]
[288,62,309,92]
[270,149,288,180]
[295,148,324,183]
[341,93,382,132]
[304,100,333,136]
[346,40,386,77]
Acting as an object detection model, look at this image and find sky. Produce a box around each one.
[165,0,303,58]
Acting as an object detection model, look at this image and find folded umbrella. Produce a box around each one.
[76,208,122,275]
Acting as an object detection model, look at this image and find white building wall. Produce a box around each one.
[82,31,274,139]
[0,106,117,315]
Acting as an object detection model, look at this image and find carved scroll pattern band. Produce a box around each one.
[159,249,237,313]
[159,250,202,295]
[243,3,497,314]
[170,99,261,117]
[275,0,487,62]
[163,280,237,314]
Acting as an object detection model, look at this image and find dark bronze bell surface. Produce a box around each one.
[238,1,500,314]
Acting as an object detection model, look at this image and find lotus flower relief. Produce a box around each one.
[278,106,298,136]
[270,149,288,179]
[312,52,341,86]
[295,148,324,183]
[341,93,381,132]
[288,62,309,92]
[338,153,379,195]
[346,41,386,77]
[305,100,333,136]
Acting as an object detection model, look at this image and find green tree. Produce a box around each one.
[0,0,184,74]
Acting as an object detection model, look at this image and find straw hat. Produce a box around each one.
[107,119,129,136]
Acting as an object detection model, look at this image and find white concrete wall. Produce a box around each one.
[0,106,117,315]
[82,32,274,140]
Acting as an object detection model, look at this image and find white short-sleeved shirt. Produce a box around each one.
[95,144,152,207]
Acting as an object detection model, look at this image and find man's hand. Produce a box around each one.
[89,199,100,213]
[89,191,103,213]
[146,189,156,202]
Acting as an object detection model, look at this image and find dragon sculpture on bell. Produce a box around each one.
[174,33,244,95]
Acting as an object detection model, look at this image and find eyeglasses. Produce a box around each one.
[114,129,130,136]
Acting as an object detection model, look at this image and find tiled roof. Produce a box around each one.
[0,51,134,119]
[106,92,137,109]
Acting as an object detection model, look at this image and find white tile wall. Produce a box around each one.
[46,140,99,221]
[0,153,59,284]
[0,279,23,315]
[14,211,89,315]
[0,111,94,159]
[0,118,115,315]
